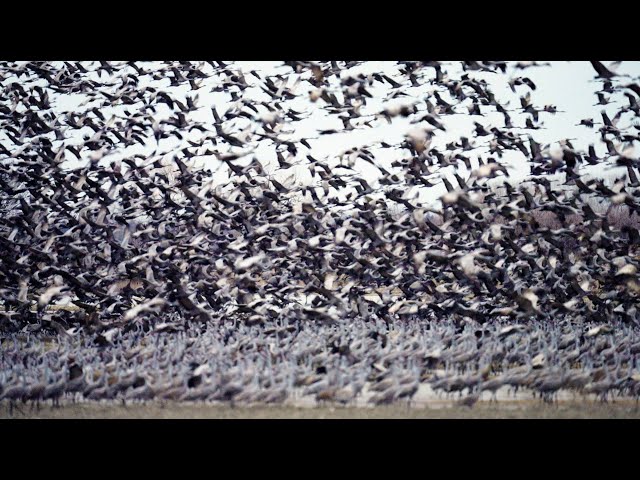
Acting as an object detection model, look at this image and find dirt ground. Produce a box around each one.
[2,399,640,419]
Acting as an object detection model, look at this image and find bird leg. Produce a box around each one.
[11,401,25,416]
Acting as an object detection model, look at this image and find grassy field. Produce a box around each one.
[3,400,640,419]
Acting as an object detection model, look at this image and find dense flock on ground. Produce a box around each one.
[1,61,640,412]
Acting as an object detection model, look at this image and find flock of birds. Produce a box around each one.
[2,316,640,414]
[1,60,640,413]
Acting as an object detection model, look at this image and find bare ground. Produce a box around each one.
[2,399,640,419]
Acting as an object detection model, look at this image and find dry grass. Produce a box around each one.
[3,400,639,419]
